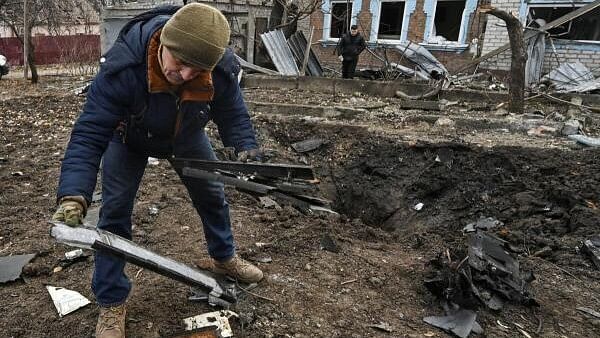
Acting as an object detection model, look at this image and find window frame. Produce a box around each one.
[369,0,417,43]
[421,0,477,49]
[321,0,362,42]
[525,2,600,44]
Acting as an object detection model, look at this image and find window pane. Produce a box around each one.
[331,2,352,38]
[378,1,405,40]
[433,0,466,41]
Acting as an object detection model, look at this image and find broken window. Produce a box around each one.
[329,2,352,38]
[432,0,466,41]
[377,1,405,40]
[528,6,600,41]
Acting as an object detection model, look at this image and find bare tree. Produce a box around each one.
[0,0,102,83]
[479,5,526,114]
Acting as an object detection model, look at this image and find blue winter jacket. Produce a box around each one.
[57,6,257,205]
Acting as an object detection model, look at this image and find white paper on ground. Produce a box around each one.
[46,285,91,317]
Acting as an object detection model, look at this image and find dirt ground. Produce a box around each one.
[1,75,600,338]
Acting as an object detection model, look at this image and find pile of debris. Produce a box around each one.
[423,226,537,337]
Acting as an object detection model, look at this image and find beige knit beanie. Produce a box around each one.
[160,3,230,70]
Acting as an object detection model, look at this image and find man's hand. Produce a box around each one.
[338,55,343,62]
[237,148,262,162]
[52,196,86,227]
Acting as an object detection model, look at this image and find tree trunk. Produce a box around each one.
[26,33,38,84]
[480,7,526,114]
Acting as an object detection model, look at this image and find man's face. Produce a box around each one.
[160,46,206,85]
[350,28,358,36]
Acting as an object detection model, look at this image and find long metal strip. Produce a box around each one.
[50,222,235,304]
[173,158,315,180]
[181,167,275,195]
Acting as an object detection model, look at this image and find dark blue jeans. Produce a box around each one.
[92,131,235,306]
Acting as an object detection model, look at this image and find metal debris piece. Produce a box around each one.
[288,30,324,76]
[183,310,238,337]
[568,135,600,147]
[577,307,600,319]
[0,254,36,283]
[582,236,600,269]
[423,309,481,338]
[394,42,447,78]
[235,54,280,76]
[468,231,536,305]
[543,62,600,93]
[260,29,299,76]
[320,234,340,253]
[172,159,315,180]
[463,217,503,233]
[414,203,424,211]
[46,285,91,317]
[65,249,84,260]
[50,222,236,305]
[291,138,325,153]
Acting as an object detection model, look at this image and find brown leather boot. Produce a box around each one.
[95,304,126,338]
[197,254,264,284]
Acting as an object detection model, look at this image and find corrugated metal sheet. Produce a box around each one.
[288,31,323,77]
[260,29,299,76]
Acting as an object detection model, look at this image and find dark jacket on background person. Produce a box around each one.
[337,32,367,61]
[57,6,257,204]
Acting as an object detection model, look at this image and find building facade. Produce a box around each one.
[304,0,600,75]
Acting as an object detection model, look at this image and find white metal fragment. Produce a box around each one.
[183,310,238,337]
[46,285,91,317]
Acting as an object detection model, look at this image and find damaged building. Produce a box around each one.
[304,0,600,76]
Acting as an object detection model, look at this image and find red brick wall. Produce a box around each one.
[408,0,426,42]
[0,34,100,66]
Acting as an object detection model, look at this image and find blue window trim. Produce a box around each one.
[369,0,417,43]
[321,0,363,41]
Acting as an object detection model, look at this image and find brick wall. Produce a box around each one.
[408,0,426,42]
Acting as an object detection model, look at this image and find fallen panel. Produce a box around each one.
[260,29,299,76]
[50,222,235,304]
[288,31,324,76]
[0,254,36,283]
[47,285,91,317]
